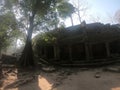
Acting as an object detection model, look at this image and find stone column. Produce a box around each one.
[89,44,93,59]
[68,45,72,61]
[44,47,47,58]
[85,43,90,60]
[105,42,110,57]
[54,45,60,60]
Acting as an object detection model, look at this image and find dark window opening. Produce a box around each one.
[46,46,54,59]
[59,45,69,60]
[92,43,107,59]
[72,43,86,60]
[41,47,44,55]
[110,41,120,57]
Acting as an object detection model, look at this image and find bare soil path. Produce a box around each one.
[0,66,120,90]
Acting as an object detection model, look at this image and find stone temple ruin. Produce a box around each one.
[34,22,120,66]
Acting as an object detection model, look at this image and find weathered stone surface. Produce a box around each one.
[104,67,120,72]
[1,54,17,65]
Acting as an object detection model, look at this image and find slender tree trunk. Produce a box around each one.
[14,38,17,57]
[54,11,58,29]
[53,0,58,29]
[19,14,35,67]
[78,11,82,24]
[70,15,74,26]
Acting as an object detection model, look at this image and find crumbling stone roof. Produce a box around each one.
[58,23,120,44]
[34,23,120,45]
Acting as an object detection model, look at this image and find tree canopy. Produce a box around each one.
[2,0,75,67]
[2,0,119,68]
[0,12,20,51]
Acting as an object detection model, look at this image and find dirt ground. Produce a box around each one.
[0,66,120,90]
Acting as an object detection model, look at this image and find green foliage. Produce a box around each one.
[33,31,57,57]
[19,0,53,17]
[5,0,75,32]
[33,27,67,47]
[3,0,75,67]
[33,32,57,46]
[57,2,75,18]
[44,0,75,29]
[33,27,68,57]
[4,0,18,8]
[0,12,19,50]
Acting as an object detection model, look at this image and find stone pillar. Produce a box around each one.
[85,43,90,60]
[44,47,47,58]
[54,45,60,60]
[105,42,110,57]
[89,44,93,59]
[54,46,57,59]
[68,45,72,61]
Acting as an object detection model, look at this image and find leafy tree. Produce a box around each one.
[56,1,75,26]
[0,10,20,77]
[3,0,75,67]
[34,0,75,31]
[0,12,19,53]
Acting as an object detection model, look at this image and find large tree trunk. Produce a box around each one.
[19,14,35,67]
[19,39,34,67]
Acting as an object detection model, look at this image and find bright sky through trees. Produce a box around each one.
[65,0,120,27]
[1,0,119,27]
